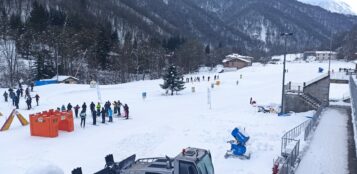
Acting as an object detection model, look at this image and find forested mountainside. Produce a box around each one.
[0,0,356,86]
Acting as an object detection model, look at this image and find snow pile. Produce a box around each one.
[26,162,64,174]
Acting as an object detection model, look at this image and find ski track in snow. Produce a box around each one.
[0,61,353,173]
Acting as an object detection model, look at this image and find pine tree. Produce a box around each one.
[160,65,185,95]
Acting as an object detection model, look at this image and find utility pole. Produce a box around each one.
[280,33,293,115]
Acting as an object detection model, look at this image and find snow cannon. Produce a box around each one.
[225,127,251,159]
[230,143,247,156]
[231,128,249,145]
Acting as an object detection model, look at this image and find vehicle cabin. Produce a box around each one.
[222,54,253,69]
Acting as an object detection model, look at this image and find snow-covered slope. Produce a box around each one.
[298,0,356,15]
[0,61,354,173]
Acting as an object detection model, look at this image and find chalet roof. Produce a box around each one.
[51,75,79,82]
[223,54,253,63]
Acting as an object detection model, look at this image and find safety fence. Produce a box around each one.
[277,106,325,174]
[349,76,357,156]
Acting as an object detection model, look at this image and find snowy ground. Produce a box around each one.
[0,61,354,173]
[296,108,348,174]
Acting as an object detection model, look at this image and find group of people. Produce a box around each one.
[185,75,220,83]
[2,82,39,110]
[59,101,130,128]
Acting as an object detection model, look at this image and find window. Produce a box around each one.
[179,161,198,174]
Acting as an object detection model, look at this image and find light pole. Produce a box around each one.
[280,32,293,115]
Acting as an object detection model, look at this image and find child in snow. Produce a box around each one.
[3,91,8,102]
[108,107,113,122]
[35,94,40,106]
[101,108,106,123]
[74,105,80,118]
[124,104,129,119]
[80,110,86,128]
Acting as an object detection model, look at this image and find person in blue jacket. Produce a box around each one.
[108,107,113,122]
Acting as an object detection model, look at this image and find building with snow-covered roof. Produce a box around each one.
[52,75,79,84]
[222,53,253,69]
[304,51,337,61]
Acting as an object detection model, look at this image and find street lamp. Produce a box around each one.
[280,32,293,115]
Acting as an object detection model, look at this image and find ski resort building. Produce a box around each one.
[303,51,337,61]
[52,76,79,84]
[222,54,253,69]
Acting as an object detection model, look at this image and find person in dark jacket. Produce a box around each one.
[101,108,106,123]
[74,105,80,118]
[3,91,8,102]
[90,102,95,112]
[124,104,129,119]
[82,102,87,112]
[14,95,19,109]
[26,96,31,110]
[117,100,122,116]
[92,109,97,125]
[30,82,34,92]
[35,94,40,106]
[16,89,21,98]
[80,110,86,128]
[67,103,73,111]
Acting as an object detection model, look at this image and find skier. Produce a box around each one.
[236,80,239,85]
[96,102,101,117]
[108,107,113,122]
[82,102,87,112]
[208,76,210,82]
[74,104,80,118]
[67,103,73,111]
[101,107,106,123]
[117,100,122,116]
[25,87,30,98]
[35,94,40,106]
[26,97,31,110]
[90,102,95,112]
[202,76,205,81]
[61,105,66,111]
[14,95,19,109]
[250,97,253,105]
[113,101,118,115]
[124,104,129,119]
[20,88,23,97]
[3,91,8,102]
[80,110,86,128]
[16,89,21,98]
[92,109,97,125]
[30,82,34,92]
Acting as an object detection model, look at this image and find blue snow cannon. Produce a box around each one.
[231,128,249,145]
[225,127,251,159]
[231,143,247,156]
[318,67,324,73]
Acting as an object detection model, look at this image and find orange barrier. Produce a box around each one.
[30,109,74,138]
[58,111,74,132]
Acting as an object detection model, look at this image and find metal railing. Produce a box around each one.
[349,76,357,156]
[278,140,300,174]
[304,106,324,141]
[281,120,309,156]
[285,82,303,94]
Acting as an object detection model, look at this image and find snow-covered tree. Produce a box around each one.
[160,65,185,95]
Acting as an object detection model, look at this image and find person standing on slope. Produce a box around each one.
[35,94,40,106]
[74,104,80,118]
[108,107,113,122]
[101,107,106,123]
[3,91,8,102]
[124,104,129,119]
[80,110,86,128]
[96,102,101,117]
[90,102,95,112]
[92,109,97,125]
[67,103,73,111]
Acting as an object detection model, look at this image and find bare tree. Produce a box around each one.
[0,39,18,87]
